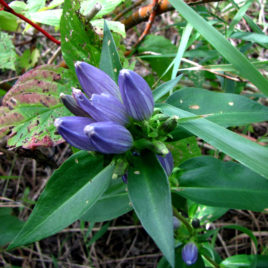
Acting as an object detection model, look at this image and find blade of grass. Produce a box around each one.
[171,23,193,79]
[168,0,268,96]
[226,0,254,37]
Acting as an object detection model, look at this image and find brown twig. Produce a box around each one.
[121,0,224,31]
[0,0,60,45]
[114,0,146,21]
[125,0,159,56]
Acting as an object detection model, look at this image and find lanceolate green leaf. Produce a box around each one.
[226,0,254,37]
[177,156,268,211]
[99,20,122,82]
[230,32,268,45]
[8,151,113,249]
[81,179,131,222]
[168,0,268,95]
[153,75,182,101]
[128,152,174,267]
[167,88,268,127]
[158,103,268,179]
[60,0,101,75]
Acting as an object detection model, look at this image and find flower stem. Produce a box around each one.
[173,207,192,234]
[203,254,221,268]
[0,0,61,45]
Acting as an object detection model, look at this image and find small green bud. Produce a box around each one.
[158,115,179,136]
[152,141,169,156]
[112,158,128,179]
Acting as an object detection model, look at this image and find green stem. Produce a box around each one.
[203,254,221,268]
[173,207,192,234]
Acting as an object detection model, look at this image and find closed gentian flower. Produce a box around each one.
[56,62,158,154]
[157,151,174,176]
[60,93,89,117]
[75,61,120,99]
[54,116,95,151]
[182,242,198,266]
[118,69,154,121]
[72,88,128,125]
[84,122,133,154]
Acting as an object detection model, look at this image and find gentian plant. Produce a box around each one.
[55,62,175,178]
[5,6,268,267]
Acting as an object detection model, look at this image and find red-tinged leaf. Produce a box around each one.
[0,65,76,149]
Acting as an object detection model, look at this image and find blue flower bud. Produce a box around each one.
[72,88,128,125]
[182,242,198,266]
[118,69,154,121]
[54,116,95,151]
[122,173,128,184]
[157,151,174,176]
[173,216,181,229]
[84,122,133,154]
[60,93,89,117]
[75,61,120,99]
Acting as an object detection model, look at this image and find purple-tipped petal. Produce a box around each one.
[75,61,120,99]
[157,151,174,176]
[72,89,128,125]
[118,69,154,121]
[54,116,95,151]
[122,173,128,184]
[182,243,198,266]
[84,122,133,154]
[60,93,89,117]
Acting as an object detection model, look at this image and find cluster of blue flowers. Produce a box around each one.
[55,62,199,266]
[54,62,173,175]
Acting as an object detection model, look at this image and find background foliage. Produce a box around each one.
[0,0,267,267]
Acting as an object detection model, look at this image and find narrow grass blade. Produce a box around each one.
[168,0,268,95]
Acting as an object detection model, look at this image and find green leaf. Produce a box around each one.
[176,156,268,210]
[0,65,75,148]
[17,48,40,71]
[0,208,24,246]
[221,254,268,268]
[0,11,18,32]
[10,1,28,13]
[27,0,45,12]
[0,32,16,71]
[172,23,193,79]
[60,0,101,74]
[193,205,228,224]
[158,103,268,178]
[8,151,113,249]
[153,75,182,102]
[29,9,62,27]
[91,19,126,38]
[81,178,132,222]
[226,0,254,37]
[230,32,268,45]
[168,0,268,95]
[166,87,268,127]
[128,152,174,267]
[167,136,201,166]
[99,20,122,82]
[138,35,177,80]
